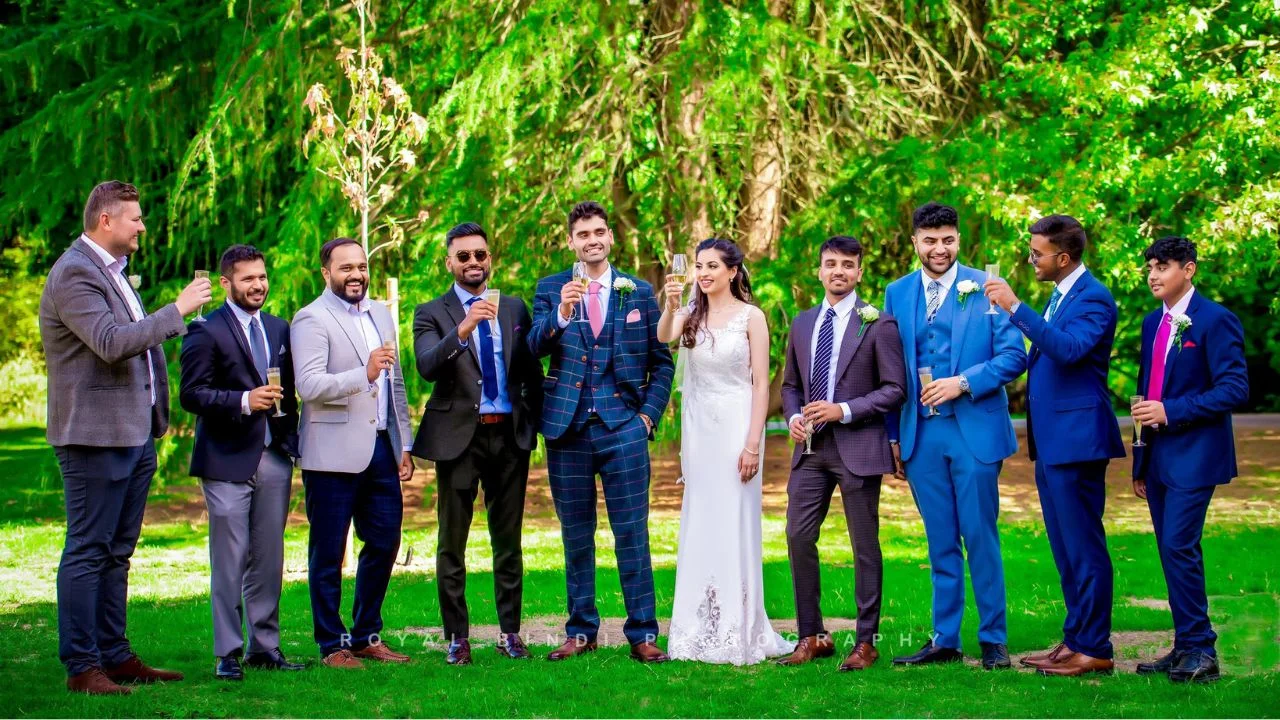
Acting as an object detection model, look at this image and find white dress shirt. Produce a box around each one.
[920,261,960,298]
[1161,286,1196,357]
[1044,263,1088,320]
[789,291,858,427]
[557,264,613,327]
[340,295,391,433]
[81,234,155,405]
[227,301,272,419]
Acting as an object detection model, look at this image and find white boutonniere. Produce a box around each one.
[128,274,142,290]
[955,279,980,307]
[613,277,637,308]
[1170,313,1192,349]
[856,305,880,337]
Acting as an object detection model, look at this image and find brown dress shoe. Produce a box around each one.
[547,637,598,661]
[776,635,836,667]
[322,649,364,669]
[839,642,879,672]
[1037,653,1114,677]
[104,656,184,684]
[353,642,411,664]
[496,633,530,659]
[67,668,131,695]
[1019,642,1073,668]
[630,641,670,664]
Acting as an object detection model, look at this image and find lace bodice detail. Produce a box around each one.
[683,305,752,398]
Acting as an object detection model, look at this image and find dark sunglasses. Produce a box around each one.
[452,249,489,263]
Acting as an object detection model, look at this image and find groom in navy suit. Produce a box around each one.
[528,201,675,663]
[884,203,1026,670]
[1131,236,1248,683]
[984,215,1125,677]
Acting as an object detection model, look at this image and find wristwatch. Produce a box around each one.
[958,374,971,395]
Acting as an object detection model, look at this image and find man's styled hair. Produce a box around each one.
[219,244,266,278]
[83,180,140,232]
[1144,236,1197,265]
[912,202,959,232]
[820,235,864,260]
[1029,214,1087,261]
[320,237,362,267]
[567,201,609,235]
[446,222,488,247]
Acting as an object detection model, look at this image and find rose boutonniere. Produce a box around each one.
[1170,313,1192,349]
[856,305,880,337]
[955,279,980,307]
[128,274,142,290]
[613,277,637,309]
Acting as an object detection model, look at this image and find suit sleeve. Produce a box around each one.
[279,320,300,445]
[518,300,545,419]
[883,289,901,442]
[528,278,568,357]
[178,318,244,421]
[291,307,370,403]
[841,316,907,423]
[781,322,803,421]
[1012,293,1115,367]
[1162,310,1250,429]
[413,302,464,383]
[639,285,676,431]
[55,263,186,365]
[962,310,1028,399]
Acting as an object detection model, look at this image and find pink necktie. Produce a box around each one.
[1147,313,1172,401]
[587,281,604,337]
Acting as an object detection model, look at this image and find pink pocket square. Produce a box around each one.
[1183,340,1196,348]
[626,309,642,323]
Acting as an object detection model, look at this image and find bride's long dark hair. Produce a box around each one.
[680,238,754,349]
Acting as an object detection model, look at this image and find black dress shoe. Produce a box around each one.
[980,642,1011,670]
[1137,649,1182,675]
[215,655,244,681]
[245,648,306,671]
[1169,650,1220,684]
[496,633,530,659]
[892,641,963,666]
[446,639,472,666]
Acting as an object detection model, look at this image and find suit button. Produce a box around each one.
[581,355,588,361]
[575,382,582,388]
[593,365,599,371]
[473,404,479,410]
[369,419,375,424]
[476,379,483,385]
[613,393,620,398]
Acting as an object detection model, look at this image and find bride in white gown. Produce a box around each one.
[657,238,794,665]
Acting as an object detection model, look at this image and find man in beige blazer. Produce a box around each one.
[291,237,414,668]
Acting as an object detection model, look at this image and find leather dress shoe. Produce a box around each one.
[66,668,131,695]
[104,655,184,683]
[547,637,598,661]
[980,642,1011,670]
[839,642,879,671]
[354,642,411,663]
[1020,642,1073,668]
[496,633,530,659]
[446,639,472,666]
[892,641,962,666]
[1037,652,1114,677]
[1136,649,1182,675]
[215,655,244,681]
[776,635,835,666]
[245,648,305,671]
[321,649,364,669]
[1169,650,1220,684]
[630,641,670,663]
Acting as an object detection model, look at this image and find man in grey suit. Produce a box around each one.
[40,180,211,695]
[291,237,414,669]
[776,235,906,672]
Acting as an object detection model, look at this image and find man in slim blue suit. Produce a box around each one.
[884,203,1026,670]
[1131,236,1248,684]
[528,201,675,663]
[984,214,1125,677]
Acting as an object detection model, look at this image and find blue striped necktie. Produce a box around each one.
[809,307,837,433]
[1045,288,1064,321]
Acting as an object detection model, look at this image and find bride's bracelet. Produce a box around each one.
[742,446,760,456]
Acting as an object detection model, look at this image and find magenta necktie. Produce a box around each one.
[1147,313,1172,401]
[587,281,604,337]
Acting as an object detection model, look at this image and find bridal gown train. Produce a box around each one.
[667,305,794,665]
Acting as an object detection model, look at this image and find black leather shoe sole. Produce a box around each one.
[214,671,243,681]
[982,658,1012,670]
[1170,669,1220,684]
[892,653,963,665]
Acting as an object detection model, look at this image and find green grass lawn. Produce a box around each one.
[1,424,1278,718]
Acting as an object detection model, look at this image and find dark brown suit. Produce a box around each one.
[781,298,906,642]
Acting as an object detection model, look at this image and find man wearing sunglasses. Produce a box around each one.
[410,223,543,665]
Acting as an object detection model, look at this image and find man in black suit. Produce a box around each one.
[179,245,306,680]
[411,222,543,665]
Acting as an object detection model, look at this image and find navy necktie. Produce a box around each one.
[467,297,500,403]
[809,307,837,433]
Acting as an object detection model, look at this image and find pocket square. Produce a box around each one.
[626,309,642,323]
[278,345,287,355]
[1183,340,1196,348]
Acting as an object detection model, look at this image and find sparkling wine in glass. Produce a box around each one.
[382,338,396,381]
[918,366,940,417]
[572,261,590,323]
[193,270,209,322]
[484,288,501,338]
[984,263,1000,315]
[670,254,689,309]
[1130,394,1146,448]
[802,420,815,455]
[266,367,285,417]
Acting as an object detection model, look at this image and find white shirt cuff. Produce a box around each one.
[788,413,802,426]
[557,308,572,328]
[241,391,252,415]
[839,402,853,424]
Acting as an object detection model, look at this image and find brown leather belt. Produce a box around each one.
[478,413,510,425]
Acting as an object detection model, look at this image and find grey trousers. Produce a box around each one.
[201,449,293,658]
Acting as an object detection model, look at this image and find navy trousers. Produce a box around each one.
[1146,453,1218,655]
[302,433,403,656]
[1035,459,1114,659]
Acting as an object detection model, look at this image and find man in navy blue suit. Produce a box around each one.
[1131,236,1248,683]
[885,203,1026,670]
[984,215,1125,677]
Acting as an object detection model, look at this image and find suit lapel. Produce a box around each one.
[794,307,816,388]
[218,304,256,371]
[442,291,481,368]
[499,300,516,370]
[833,298,869,381]
[949,266,973,372]
[323,295,368,357]
[1162,291,1201,395]
[1049,270,1091,328]
[75,240,136,320]
[609,273,626,353]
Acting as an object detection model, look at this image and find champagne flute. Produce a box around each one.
[193,270,209,322]
[1130,394,1146,448]
[670,254,689,309]
[984,263,1001,315]
[484,288,501,338]
[572,261,590,323]
[918,366,940,417]
[266,366,285,417]
[382,338,396,381]
[802,419,815,455]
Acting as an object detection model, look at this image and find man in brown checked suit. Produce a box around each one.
[777,235,907,672]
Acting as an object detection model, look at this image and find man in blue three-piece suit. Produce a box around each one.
[1130,237,1248,684]
[883,203,1026,671]
[984,214,1125,677]
[528,201,676,663]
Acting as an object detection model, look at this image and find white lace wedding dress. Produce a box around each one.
[667,305,795,665]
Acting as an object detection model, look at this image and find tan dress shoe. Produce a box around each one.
[547,637,598,661]
[776,635,836,667]
[1037,653,1114,677]
[839,642,879,671]
[1019,642,1073,668]
[629,641,670,664]
[67,668,131,695]
[354,643,411,663]
[322,649,364,669]
[104,656,184,684]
